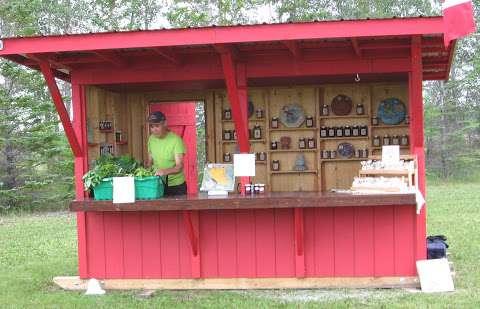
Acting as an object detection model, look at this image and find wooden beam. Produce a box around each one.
[38,61,82,157]
[351,38,361,57]
[53,276,420,290]
[151,47,182,65]
[2,55,71,82]
[282,40,302,58]
[92,50,128,67]
[26,53,72,71]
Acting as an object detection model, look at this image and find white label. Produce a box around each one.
[416,258,454,292]
[113,176,135,203]
[382,145,400,165]
[233,153,256,177]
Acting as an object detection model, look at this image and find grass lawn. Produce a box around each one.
[0,182,479,308]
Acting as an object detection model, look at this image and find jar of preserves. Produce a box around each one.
[298,137,306,149]
[331,150,337,159]
[223,152,231,162]
[372,115,379,126]
[258,152,267,161]
[401,134,409,146]
[272,160,280,171]
[253,125,262,139]
[344,126,351,137]
[322,150,330,159]
[356,103,365,115]
[321,104,329,116]
[360,125,368,136]
[271,117,279,129]
[383,135,390,146]
[373,135,381,147]
[223,130,232,140]
[336,126,344,137]
[391,135,400,145]
[307,138,316,149]
[306,116,315,128]
[352,125,360,137]
[223,108,232,120]
[328,127,335,137]
[256,109,264,119]
[320,126,328,138]
[271,141,278,150]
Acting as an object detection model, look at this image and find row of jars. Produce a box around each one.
[372,134,409,147]
[321,103,365,116]
[270,137,316,150]
[321,148,369,160]
[223,125,263,140]
[320,125,368,138]
[223,151,267,163]
[223,108,265,120]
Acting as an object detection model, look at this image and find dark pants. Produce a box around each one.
[164,182,187,196]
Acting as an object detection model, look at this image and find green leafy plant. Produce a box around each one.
[134,166,156,178]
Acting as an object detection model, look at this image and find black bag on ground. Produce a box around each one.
[427,235,449,259]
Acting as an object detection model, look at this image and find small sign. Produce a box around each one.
[416,258,454,293]
[382,145,400,165]
[113,176,135,203]
[233,153,256,177]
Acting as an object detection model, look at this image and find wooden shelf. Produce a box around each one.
[319,114,369,119]
[271,170,318,174]
[320,136,369,141]
[372,124,409,129]
[222,119,266,123]
[99,129,113,133]
[255,161,267,164]
[222,139,266,143]
[269,149,317,153]
[371,145,409,150]
[88,143,99,147]
[115,141,128,145]
[320,158,365,162]
[270,127,318,132]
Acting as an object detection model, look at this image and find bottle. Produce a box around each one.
[223,152,231,162]
[392,135,400,145]
[331,150,337,159]
[372,116,379,126]
[223,108,232,120]
[253,125,262,139]
[307,138,316,149]
[320,126,328,138]
[373,135,381,147]
[256,109,264,119]
[328,127,335,137]
[383,135,390,146]
[306,116,314,128]
[223,130,232,140]
[322,150,330,159]
[259,152,267,161]
[298,137,306,149]
[401,134,409,146]
[271,117,279,129]
[322,104,329,116]
[271,141,278,150]
[356,103,365,115]
[352,125,360,137]
[360,125,368,136]
[336,126,344,137]
[272,160,280,171]
[344,126,351,137]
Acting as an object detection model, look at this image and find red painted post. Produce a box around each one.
[410,35,427,261]
[71,82,89,278]
[38,61,82,157]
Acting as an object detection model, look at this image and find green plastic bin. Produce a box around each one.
[93,177,113,200]
[135,176,164,200]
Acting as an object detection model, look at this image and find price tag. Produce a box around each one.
[382,145,400,165]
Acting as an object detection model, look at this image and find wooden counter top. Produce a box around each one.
[70,191,416,212]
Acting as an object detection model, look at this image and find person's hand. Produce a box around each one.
[155,169,167,176]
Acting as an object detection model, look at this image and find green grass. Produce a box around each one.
[0,182,479,308]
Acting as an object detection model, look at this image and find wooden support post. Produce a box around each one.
[38,60,82,157]
[182,210,200,278]
[410,35,426,261]
[72,82,89,278]
[216,45,251,192]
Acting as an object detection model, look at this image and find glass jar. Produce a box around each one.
[328,127,335,137]
[272,160,280,171]
[223,152,231,162]
[352,125,360,137]
[356,103,365,115]
[253,125,262,139]
[271,141,278,150]
[372,116,379,126]
[271,117,279,129]
[391,135,400,145]
[344,126,351,137]
[307,138,316,149]
[336,126,344,137]
[331,150,337,159]
[322,150,330,159]
[321,104,329,116]
[360,125,368,136]
[401,134,409,146]
[383,135,390,146]
[373,135,381,147]
[223,108,232,120]
[306,116,314,128]
[320,126,328,138]
[298,137,306,149]
[256,109,264,119]
[223,130,232,140]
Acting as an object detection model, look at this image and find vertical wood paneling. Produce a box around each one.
[334,208,355,276]
[255,209,276,277]
[141,212,162,278]
[199,211,218,278]
[314,208,335,276]
[274,209,296,277]
[374,206,395,276]
[354,207,374,276]
[217,210,238,277]
[159,211,181,278]
[122,212,143,278]
[103,213,124,278]
[394,205,416,275]
[303,208,316,276]
[86,212,106,278]
[235,210,257,277]
[178,212,193,278]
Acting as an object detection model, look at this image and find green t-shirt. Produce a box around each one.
[148,131,186,186]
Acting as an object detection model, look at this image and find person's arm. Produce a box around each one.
[155,153,184,176]
[146,153,153,168]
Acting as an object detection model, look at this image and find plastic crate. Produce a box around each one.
[135,176,164,200]
[93,178,113,200]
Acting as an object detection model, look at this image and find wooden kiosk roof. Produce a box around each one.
[0,15,455,87]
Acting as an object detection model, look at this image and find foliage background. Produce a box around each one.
[0,0,478,211]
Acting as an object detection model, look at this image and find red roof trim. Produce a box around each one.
[0,16,444,56]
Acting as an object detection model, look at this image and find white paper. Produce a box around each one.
[113,176,135,203]
[416,189,426,214]
[416,258,454,293]
[233,153,256,177]
[382,145,400,165]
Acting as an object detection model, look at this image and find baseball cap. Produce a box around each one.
[148,111,167,123]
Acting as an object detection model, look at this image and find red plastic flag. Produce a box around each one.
[442,0,477,47]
